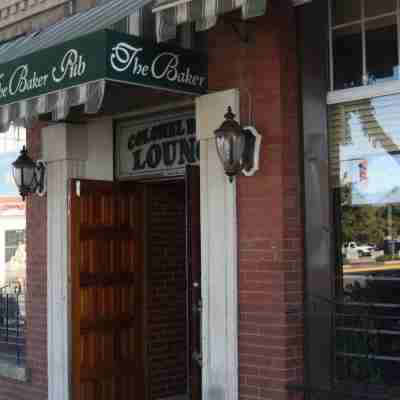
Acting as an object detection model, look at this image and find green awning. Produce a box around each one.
[0,29,207,132]
[153,0,267,42]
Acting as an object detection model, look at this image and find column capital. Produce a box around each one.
[196,89,240,142]
[42,123,88,163]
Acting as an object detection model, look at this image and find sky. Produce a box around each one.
[0,127,25,197]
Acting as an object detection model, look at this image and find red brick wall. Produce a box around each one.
[207,1,304,400]
[0,3,304,400]
[0,123,48,400]
[147,181,188,400]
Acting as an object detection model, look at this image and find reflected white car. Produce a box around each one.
[342,242,374,257]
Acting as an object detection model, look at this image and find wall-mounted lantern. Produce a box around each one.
[12,146,46,200]
[214,106,261,182]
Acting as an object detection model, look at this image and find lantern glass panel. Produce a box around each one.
[216,136,230,163]
[216,130,247,175]
[233,133,246,163]
[24,165,36,189]
[12,166,23,187]
[14,164,35,190]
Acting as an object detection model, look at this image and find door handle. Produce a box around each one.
[192,299,202,314]
[192,351,202,367]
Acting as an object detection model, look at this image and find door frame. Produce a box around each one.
[46,96,239,400]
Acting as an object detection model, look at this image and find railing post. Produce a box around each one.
[0,283,26,365]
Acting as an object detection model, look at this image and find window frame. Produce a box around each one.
[299,0,400,394]
[327,90,400,390]
[0,126,28,381]
[327,1,400,389]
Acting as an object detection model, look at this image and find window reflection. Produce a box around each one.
[329,94,400,387]
[333,25,363,90]
[366,16,398,84]
[332,0,361,26]
[330,0,400,90]
[0,126,26,290]
[365,0,396,18]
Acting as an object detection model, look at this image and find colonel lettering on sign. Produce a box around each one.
[116,115,199,179]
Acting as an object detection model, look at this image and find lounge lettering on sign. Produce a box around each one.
[116,116,199,179]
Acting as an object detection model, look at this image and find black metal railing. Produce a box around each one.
[288,295,400,400]
[0,282,25,366]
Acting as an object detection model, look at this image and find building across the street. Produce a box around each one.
[0,1,399,400]
[0,197,25,288]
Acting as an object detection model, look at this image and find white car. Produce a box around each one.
[342,242,374,257]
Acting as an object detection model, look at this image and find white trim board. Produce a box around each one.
[44,94,239,400]
[327,80,400,104]
[196,89,239,400]
[45,120,114,400]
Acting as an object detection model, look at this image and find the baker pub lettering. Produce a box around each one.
[110,43,206,89]
[128,118,199,172]
[0,49,86,99]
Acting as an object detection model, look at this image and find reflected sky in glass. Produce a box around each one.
[339,95,400,205]
[0,127,25,196]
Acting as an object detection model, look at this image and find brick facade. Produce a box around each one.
[206,1,304,399]
[0,0,103,41]
[0,0,305,399]
[0,123,47,400]
[147,181,188,400]
[0,0,69,40]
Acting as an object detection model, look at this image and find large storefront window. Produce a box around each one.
[330,0,399,90]
[329,94,400,388]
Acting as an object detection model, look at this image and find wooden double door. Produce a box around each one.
[69,167,201,400]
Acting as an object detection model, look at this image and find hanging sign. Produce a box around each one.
[116,113,199,179]
[0,29,207,107]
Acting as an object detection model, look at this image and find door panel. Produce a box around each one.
[70,179,145,400]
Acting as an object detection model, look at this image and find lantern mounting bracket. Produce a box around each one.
[221,16,256,44]
[241,126,262,177]
[35,160,47,197]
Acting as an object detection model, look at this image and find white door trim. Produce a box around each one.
[45,120,114,400]
[196,89,239,400]
[45,95,239,400]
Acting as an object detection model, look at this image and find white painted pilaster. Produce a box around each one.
[43,123,87,400]
[196,89,239,400]
[43,118,114,400]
